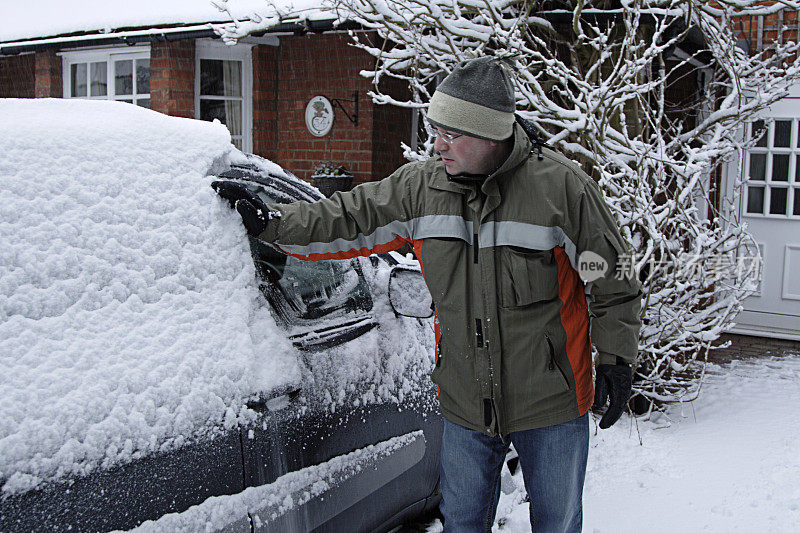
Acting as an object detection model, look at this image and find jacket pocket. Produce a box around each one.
[545,333,572,392]
[499,246,559,308]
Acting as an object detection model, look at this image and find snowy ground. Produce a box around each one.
[422,352,800,532]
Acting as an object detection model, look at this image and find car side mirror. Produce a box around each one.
[388,266,434,318]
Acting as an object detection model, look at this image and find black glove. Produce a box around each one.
[593,359,632,429]
[211,180,271,237]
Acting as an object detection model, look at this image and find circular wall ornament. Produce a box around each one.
[305,96,334,137]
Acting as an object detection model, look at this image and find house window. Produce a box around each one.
[196,41,253,152]
[744,119,800,218]
[62,48,150,108]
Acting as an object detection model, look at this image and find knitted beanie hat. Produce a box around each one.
[427,56,516,141]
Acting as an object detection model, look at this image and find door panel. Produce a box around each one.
[732,95,800,338]
[242,389,442,532]
[0,431,245,532]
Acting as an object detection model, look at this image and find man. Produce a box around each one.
[213,56,641,532]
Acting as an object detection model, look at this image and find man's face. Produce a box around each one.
[432,126,504,176]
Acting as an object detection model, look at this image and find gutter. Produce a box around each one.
[0,25,218,55]
[0,18,348,56]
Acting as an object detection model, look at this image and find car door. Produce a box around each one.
[0,419,247,532]
[220,165,442,532]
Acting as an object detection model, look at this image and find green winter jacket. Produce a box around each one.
[259,123,642,436]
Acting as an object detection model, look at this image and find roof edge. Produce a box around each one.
[0,18,346,55]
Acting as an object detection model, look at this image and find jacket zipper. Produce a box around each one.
[474,228,497,434]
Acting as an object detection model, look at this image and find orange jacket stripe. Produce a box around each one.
[554,246,595,415]
[278,235,409,262]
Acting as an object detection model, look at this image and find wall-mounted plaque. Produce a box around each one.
[305,96,334,137]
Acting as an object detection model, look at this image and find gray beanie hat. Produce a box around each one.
[427,56,516,141]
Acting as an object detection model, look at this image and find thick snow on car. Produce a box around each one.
[0,99,441,532]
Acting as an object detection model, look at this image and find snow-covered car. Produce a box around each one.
[0,99,441,532]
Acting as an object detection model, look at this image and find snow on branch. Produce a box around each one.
[211,0,342,44]
[332,0,799,408]
[209,0,800,408]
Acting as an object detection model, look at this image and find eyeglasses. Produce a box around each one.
[425,123,463,144]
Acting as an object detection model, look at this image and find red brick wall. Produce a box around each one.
[252,45,280,161]
[34,50,62,98]
[734,8,799,56]
[150,40,195,118]
[268,32,409,186]
[711,333,800,363]
[0,53,35,98]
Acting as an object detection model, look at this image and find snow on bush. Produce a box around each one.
[0,99,301,495]
[214,0,800,409]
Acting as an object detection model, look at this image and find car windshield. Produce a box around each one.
[244,184,373,324]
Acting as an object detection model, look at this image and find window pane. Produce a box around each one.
[747,186,764,213]
[71,63,87,97]
[796,155,800,182]
[115,60,133,95]
[748,153,766,181]
[200,59,241,97]
[752,120,767,147]
[232,137,242,150]
[200,99,242,136]
[136,59,150,94]
[200,99,224,122]
[90,62,107,97]
[774,120,791,148]
[247,195,372,324]
[770,187,788,215]
[772,154,790,181]
[136,98,150,109]
[795,189,800,216]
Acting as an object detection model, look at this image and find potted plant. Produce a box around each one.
[311,161,354,197]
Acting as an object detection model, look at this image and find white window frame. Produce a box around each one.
[743,117,800,219]
[195,39,253,153]
[61,46,151,107]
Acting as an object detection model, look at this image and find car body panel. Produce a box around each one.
[0,431,244,532]
[0,119,441,532]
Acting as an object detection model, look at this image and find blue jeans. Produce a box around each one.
[439,413,589,532]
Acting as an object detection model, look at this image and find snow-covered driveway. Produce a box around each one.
[580,355,800,532]
[426,353,800,532]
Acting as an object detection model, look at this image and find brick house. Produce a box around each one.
[0,6,411,188]
[1,4,798,350]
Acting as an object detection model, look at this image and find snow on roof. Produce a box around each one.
[0,98,301,495]
[0,0,335,44]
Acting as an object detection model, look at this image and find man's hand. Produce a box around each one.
[593,359,632,429]
[211,180,274,237]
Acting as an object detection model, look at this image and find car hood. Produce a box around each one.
[0,99,301,496]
